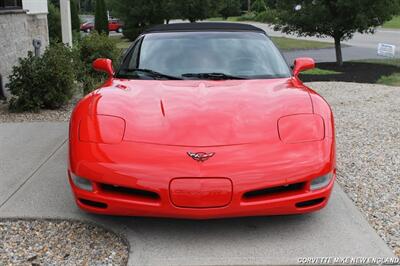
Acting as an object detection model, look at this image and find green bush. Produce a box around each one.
[78,32,120,94]
[255,9,278,23]
[7,43,77,112]
[236,11,257,21]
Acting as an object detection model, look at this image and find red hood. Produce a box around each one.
[89,78,312,146]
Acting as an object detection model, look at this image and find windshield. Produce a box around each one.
[117,31,291,80]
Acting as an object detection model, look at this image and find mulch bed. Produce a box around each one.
[300,62,400,83]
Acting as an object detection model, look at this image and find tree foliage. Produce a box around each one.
[178,0,211,22]
[274,0,400,65]
[111,0,165,39]
[251,0,267,13]
[219,0,242,19]
[48,2,62,41]
[95,0,109,34]
[110,0,248,40]
[71,0,81,32]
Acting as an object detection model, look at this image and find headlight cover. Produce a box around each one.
[310,172,334,191]
[278,114,325,144]
[79,115,125,144]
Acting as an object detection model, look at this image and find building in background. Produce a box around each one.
[0,0,49,98]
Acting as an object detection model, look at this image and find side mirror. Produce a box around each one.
[293,57,315,77]
[92,58,114,78]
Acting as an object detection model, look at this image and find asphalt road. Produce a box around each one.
[0,122,395,266]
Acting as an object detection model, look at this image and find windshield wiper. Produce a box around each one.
[182,72,245,80]
[123,68,182,80]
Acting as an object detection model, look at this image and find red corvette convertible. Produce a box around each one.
[68,23,336,219]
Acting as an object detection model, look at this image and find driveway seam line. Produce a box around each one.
[0,138,67,209]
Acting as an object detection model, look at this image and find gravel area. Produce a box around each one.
[0,219,129,265]
[308,82,400,256]
[0,102,73,123]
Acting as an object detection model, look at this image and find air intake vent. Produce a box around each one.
[243,182,305,199]
[100,184,160,200]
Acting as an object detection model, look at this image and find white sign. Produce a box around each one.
[377,43,396,58]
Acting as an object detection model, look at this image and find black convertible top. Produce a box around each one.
[144,22,266,34]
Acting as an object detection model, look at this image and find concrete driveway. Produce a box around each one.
[0,122,395,266]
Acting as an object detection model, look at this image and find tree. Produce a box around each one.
[178,0,211,22]
[274,0,400,66]
[48,2,62,41]
[95,0,109,35]
[110,0,165,40]
[219,0,242,20]
[81,0,94,13]
[71,0,81,32]
[164,0,181,23]
[251,0,267,13]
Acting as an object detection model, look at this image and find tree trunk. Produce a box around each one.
[0,74,5,100]
[334,36,343,66]
[248,0,251,12]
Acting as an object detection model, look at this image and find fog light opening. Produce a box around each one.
[71,174,93,191]
[296,198,325,208]
[310,172,333,191]
[79,198,107,209]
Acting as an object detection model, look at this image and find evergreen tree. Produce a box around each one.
[48,2,62,41]
[219,0,242,20]
[71,0,81,32]
[95,0,109,35]
[178,0,211,22]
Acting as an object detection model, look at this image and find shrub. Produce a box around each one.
[236,11,257,21]
[7,43,76,112]
[255,8,278,24]
[78,32,120,94]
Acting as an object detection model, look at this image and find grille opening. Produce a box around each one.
[296,198,325,208]
[243,182,305,199]
[79,198,107,209]
[100,184,160,200]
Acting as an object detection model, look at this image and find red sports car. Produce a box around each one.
[80,19,123,33]
[68,23,336,219]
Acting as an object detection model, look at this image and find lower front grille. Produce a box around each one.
[99,183,160,200]
[243,182,305,200]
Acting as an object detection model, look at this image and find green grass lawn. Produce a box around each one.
[271,37,333,51]
[207,17,240,22]
[302,68,341,75]
[112,36,131,50]
[382,16,400,29]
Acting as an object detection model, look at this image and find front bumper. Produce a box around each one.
[68,139,336,219]
[69,173,335,219]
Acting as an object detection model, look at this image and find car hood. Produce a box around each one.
[89,78,313,146]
